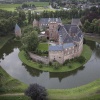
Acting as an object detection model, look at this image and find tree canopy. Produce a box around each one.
[25,83,48,100]
[21,30,39,51]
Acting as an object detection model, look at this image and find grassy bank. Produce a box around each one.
[0,66,27,93]
[0,78,100,100]
[0,35,13,49]
[19,44,92,72]
[0,95,30,100]
[48,79,100,100]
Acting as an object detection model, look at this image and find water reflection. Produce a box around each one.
[95,42,100,59]
[24,64,42,77]
[0,41,21,60]
[0,40,100,89]
[24,63,85,82]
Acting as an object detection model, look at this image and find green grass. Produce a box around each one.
[18,44,92,72]
[0,95,31,100]
[37,43,48,51]
[0,4,20,11]
[0,35,13,49]
[48,79,100,100]
[0,2,49,11]
[0,66,27,93]
[0,78,100,100]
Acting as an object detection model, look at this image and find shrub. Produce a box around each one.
[39,64,43,68]
[63,60,69,65]
[25,83,48,100]
[68,65,72,69]
[49,62,52,66]
[52,62,61,70]
[76,56,86,63]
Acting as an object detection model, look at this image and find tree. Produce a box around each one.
[22,25,34,34]
[83,20,91,33]
[21,30,39,51]
[27,10,31,23]
[25,83,48,100]
[0,72,4,93]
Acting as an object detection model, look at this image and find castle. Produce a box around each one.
[33,18,83,64]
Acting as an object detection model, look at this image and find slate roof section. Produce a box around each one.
[63,43,74,49]
[15,24,21,31]
[49,45,63,51]
[69,25,79,33]
[58,25,68,42]
[39,18,62,25]
[64,24,71,32]
[71,18,82,26]
[58,24,83,43]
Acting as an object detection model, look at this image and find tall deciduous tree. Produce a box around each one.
[27,10,31,23]
[21,30,39,51]
[83,20,91,33]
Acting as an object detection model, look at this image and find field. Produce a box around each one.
[0,2,51,11]
[0,4,20,11]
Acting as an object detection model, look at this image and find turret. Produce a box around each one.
[15,24,21,37]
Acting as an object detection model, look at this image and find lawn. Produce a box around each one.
[0,95,30,100]
[37,43,48,51]
[0,4,20,11]
[18,44,92,72]
[0,35,13,49]
[0,2,50,11]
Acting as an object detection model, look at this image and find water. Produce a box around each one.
[0,40,100,89]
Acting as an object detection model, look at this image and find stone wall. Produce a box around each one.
[49,50,64,64]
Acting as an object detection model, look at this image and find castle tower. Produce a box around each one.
[15,24,21,37]
[33,19,39,28]
[49,20,58,41]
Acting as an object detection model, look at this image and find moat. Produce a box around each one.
[0,40,100,89]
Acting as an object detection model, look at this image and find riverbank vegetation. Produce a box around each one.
[48,79,100,100]
[0,66,27,94]
[19,44,92,72]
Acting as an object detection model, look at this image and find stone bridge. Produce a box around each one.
[28,52,49,64]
